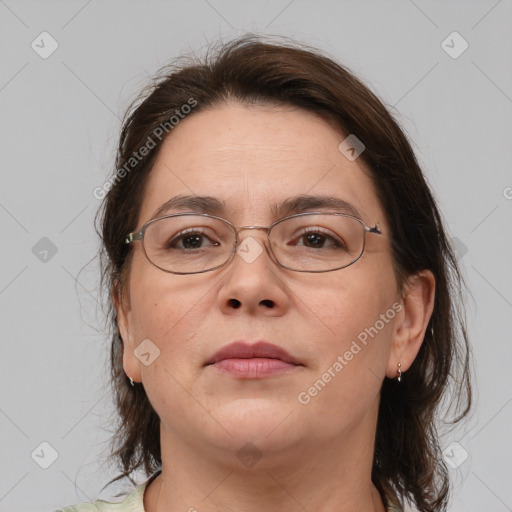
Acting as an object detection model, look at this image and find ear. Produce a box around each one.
[386,270,435,379]
[112,283,142,383]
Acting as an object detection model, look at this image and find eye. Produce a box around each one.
[290,228,346,249]
[167,229,221,250]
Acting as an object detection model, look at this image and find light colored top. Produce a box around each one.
[54,471,404,512]
[53,471,161,512]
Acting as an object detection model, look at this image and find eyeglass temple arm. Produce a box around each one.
[125,231,143,244]
[366,224,381,235]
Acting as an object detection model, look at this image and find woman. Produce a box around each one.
[57,35,472,512]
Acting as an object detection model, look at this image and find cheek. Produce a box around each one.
[297,260,398,392]
[127,274,216,414]
[297,287,396,434]
[128,266,214,362]
[304,266,395,340]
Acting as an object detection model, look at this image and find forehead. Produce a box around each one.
[138,102,384,227]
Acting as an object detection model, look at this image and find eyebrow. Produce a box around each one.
[150,194,363,221]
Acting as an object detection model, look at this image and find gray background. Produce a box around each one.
[1,1,511,511]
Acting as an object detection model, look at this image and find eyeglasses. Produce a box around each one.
[125,212,382,274]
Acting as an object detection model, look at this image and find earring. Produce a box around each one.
[129,377,135,387]
[397,362,402,382]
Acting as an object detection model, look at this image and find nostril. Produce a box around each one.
[228,298,242,308]
[260,299,274,308]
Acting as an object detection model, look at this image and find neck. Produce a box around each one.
[144,417,386,512]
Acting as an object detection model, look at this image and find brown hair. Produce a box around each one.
[96,35,472,511]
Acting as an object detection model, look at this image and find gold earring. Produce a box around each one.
[129,377,135,387]
[397,362,402,382]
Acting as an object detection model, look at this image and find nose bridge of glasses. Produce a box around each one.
[236,224,269,232]
[234,225,272,245]
[231,225,275,260]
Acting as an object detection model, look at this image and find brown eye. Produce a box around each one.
[167,230,220,250]
[290,228,346,250]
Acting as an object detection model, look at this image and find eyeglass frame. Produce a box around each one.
[125,211,382,275]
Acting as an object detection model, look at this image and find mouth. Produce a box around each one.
[205,341,303,379]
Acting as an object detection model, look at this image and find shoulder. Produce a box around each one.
[52,470,161,512]
[53,502,126,512]
[52,491,142,512]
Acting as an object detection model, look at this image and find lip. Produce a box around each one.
[206,341,301,365]
[205,341,303,378]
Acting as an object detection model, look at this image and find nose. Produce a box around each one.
[216,228,290,316]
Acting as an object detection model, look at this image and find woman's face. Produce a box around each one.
[118,102,403,463]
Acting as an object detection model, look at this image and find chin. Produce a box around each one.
[206,398,301,448]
